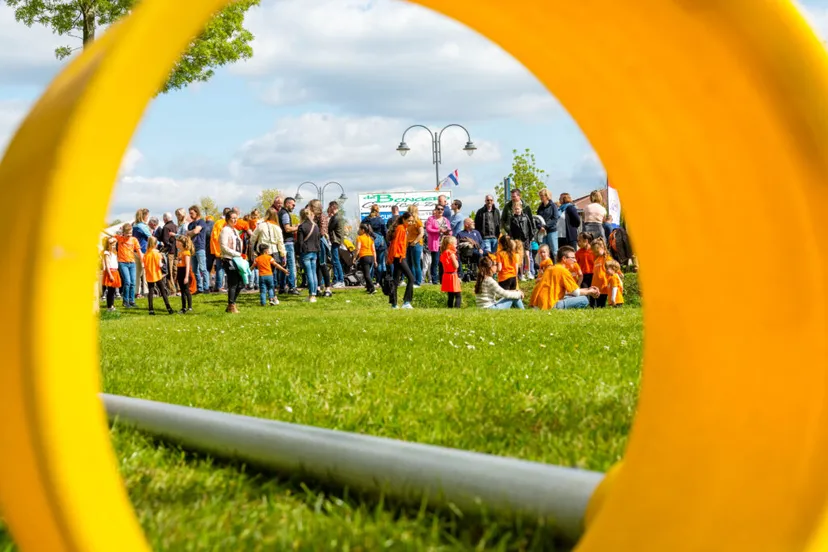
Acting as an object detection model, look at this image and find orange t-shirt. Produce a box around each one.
[407,218,423,246]
[254,254,274,276]
[609,273,624,305]
[356,234,374,258]
[576,247,594,274]
[143,250,164,283]
[177,249,191,268]
[568,261,583,281]
[389,225,407,260]
[116,235,141,263]
[210,219,226,256]
[496,250,519,282]
[235,220,250,233]
[592,253,610,293]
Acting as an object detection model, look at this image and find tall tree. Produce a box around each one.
[5,0,260,94]
[253,188,283,215]
[493,148,548,212]
[199,196,220,220]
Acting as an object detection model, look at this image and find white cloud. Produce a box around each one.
[233,0,560,121]
[0,5,66,85]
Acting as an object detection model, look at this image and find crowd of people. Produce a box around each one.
[100,188,632,313]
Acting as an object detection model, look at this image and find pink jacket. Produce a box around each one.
[425,215,452,252]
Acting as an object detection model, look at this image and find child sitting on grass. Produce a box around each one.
[440,236,462,308]
[254,243,289,306]
[475,256,524,309]
[606,259,625,308]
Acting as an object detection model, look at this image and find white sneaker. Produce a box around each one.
[308,296,317,303]
[520,275,527,282]
[413,284,421,289]
[402,302,414,309]
[332,282,346,289]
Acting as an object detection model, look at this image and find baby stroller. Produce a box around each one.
[338,244,365,287]
[457,241,480,283]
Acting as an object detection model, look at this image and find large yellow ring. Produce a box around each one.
[1,0,827,550]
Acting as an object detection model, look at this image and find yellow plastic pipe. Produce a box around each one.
[0,0,827,551]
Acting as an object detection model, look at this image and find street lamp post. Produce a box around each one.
[295,181,348,207]
[396,124,476,189]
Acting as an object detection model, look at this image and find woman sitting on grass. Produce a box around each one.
[475,256,524,309]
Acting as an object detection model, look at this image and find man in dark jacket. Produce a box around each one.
[327,201,347,288]
[160,212,178,294]
[535,188,560,261]
[474,195,500,254]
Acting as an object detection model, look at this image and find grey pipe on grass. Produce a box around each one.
[102,393,603,543]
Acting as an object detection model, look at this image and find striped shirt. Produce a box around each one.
[475,277,523,309]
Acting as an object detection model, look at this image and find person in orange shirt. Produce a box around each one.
[535,244,552,279]
[354,223,378,294]
[591,237,611,308]
[531,246,601,310]
[440,236,462,308]
[606,259,625,307]
[175,235,194,313]
[143,236,174,315]
[254,243,288,306]
[386,212,415,309]
[115,222,143,308]
[496,234,520,291]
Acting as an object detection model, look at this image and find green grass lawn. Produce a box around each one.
[1,279,643,552]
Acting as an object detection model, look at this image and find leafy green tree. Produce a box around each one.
[5,0,260,94]
[253,188,283,215]
[199,196,220,220]
[493,148,548,212]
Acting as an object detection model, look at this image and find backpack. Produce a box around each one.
[608,227,634,265]
[380,272,394,296]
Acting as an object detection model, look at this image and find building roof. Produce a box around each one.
[573,189,608,210]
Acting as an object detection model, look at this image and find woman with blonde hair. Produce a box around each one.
[582,190,608,242]
[309,199,333,297]
[406,204,425,287]
[297,206,321,303]
[132,208,151,298]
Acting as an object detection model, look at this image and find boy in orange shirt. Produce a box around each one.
[143,236,174,315]
[254,244,288,306]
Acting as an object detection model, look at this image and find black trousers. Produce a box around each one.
[447,292,461,308]
[147,281,171,312]
[225,260,244,304]
[500,276,517,290]
[105,287,117,309]
[358,256,375,292]
[176,267,192,310]
[390,258,414,306]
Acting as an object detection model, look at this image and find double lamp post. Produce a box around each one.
[295,180,348,207]
[396,124,476,189]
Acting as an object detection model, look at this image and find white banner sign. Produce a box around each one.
[607,181,622,225]
[358,190,452,222]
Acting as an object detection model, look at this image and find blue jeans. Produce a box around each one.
[301,252,318,296]
[214,254,225,290]
[482,238,497,255]
[543,232,559,261]
[259,275,275,305]
[118,262,136,304]
[279,242,297,289]
[372,248,387,281]
[331,243,344,283]
[430,251,440,284]
[488,297,524,309]
[194,249,208,292]
[407,243,423,285]
[554,296,590,309]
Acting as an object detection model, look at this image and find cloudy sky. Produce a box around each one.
[1,0,827,223]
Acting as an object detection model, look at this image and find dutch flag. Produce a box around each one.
[438,169,460,190]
